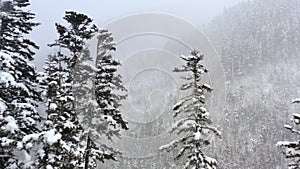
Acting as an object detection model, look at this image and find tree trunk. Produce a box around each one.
[84,135,91,169]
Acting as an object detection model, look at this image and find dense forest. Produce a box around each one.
[205,0,300,168]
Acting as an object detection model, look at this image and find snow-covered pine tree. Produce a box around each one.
[49,11,98,68]
[72,48,98,168]
[159,50,221,169]
[277,98,300,169]
[36,11,97,168]
[95,29,128,144]
[0,0,41,168]
[0,0,39,58]
[74,48,115,169]
[75,29,128,168]
[36,51,85,169]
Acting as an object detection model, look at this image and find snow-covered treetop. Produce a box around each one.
[0,0,40,60]
[49,11,98,68]
[160,50,220,169]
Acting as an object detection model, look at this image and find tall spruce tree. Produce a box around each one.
[0,0,41,168]
[36,51,84,168]
[73,48,99,168]
[49,11,98,68]
[36,11,97,168]
[74,29,128,168]
[0,0,39,58]
[159,50,221,169]
[277,99,300,169]
[95,29,128,141]
[81,29,128,168]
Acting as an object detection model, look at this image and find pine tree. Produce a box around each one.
[74,29,128,168]
[0,0,39,58]
[36,52,84,169]
[0,0,41,168]
[49,11,98,68]
[159,50,221,169]
[95,29,128,140]
[36,11,97,168]
[277,98,300,169]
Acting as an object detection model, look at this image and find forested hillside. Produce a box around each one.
[101,0,300,168]
[204,0,300,168]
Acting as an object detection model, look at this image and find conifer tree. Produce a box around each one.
[0,0,39,58]
[95,29,128,139]
[74,29,128,168]
[36,51,85,169]
[36,11,97,168]
[49,11,98,68]
[0,0,41,168]
[277,99,300,169]
[160,50,221,169]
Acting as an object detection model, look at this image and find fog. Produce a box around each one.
[29,0,245,69]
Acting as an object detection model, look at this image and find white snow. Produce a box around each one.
[0,99,7,114]
[173,100,184,110]
[61,141,71,151]
[25,142,33,149]
[0,51,14,63]
[159,139,180,150]
[0,71,16,87]
[205,155,217,165]
[15,83,30,95]
[293,113,300,124]
[203,111,210,118]
[12,102,35,111]
[200,106,207,113]
[203,84,213,91]
[59,96,75,102]
[49,103,58,110]
[22,133,39,143]
[17,142,23,149]
[276,141,298,147]
[46,165,54,169]
[64,120,75,129]
[284,124,292,130]
[1,137,14,146]
[49,81,57,86]
[293,113,300,119]
[37,149,45,158]
[292,98,300,103]
[5,116,19,133]
[0,52,15,69]
[194,131,201,140]
[44,129,62,145]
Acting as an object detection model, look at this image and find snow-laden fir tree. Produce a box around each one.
[0,0,39,57]
[36,52,84,168]
[277,98,300,169]
[95,29,128,141]
[36,11,97,168]
[73,48,111,169]
[159,50,221,169]
[73,48,99,169]
[74,29,128,168]
[49,11,98,68]
[0,0,42,168]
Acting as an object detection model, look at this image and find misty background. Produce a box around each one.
[29,0,244,69]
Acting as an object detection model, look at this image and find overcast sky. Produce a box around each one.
[29,0,245,66]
